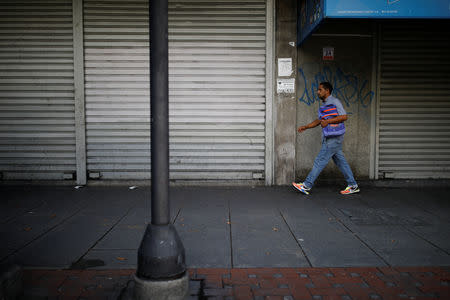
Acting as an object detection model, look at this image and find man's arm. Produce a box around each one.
[320,115,348,128]
[297,119,321,133]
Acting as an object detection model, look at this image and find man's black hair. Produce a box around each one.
[319,82,333,94]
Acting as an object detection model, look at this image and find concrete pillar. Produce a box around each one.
[274,0,298,185]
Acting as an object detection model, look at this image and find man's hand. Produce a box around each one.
[320,119,329,128]
[298,119,321,133]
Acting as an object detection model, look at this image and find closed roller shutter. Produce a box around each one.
[378,21,450,179]
[0,0,76,180]
[84,0,266,181]
[83,0,150,180]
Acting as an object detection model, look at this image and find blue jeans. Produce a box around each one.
[303,135,357,189]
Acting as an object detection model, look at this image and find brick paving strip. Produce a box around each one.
[22,267,450,299]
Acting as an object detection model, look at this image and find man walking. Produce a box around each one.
[292,82,359,195]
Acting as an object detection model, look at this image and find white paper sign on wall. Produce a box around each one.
[278,58,292,76]
[277,78,295,94]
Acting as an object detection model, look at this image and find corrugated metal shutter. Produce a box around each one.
[0,0,76,180]
[84,0,266,181]
[378,21,450,179]
[83,0,150,180]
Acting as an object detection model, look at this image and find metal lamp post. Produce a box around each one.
[133,0,188,298]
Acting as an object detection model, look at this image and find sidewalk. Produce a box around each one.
[1,184,450,299]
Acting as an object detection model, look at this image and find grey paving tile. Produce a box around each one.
[230,195,308,268]
[0,198,85,251]
[11,214,120,267]
[9,191,137,267]
[81,249,137,269]
[94,206,147,250]
[357,192,450,253]
[351,226,450,266]
[326,194,450,266]
[280,199,386,267]
[402,190,450,222]
[0,186,54,224]
[174,192,231,268]
[408,225,450,254]
[94,226,145,250]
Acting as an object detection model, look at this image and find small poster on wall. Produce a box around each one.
[323,47,334,60]
[277,78,295,94]
[278,58,293,76]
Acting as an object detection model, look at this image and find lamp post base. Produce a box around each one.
[137,224,186,279]
[133,271,189,300]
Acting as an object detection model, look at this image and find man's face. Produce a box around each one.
[317,85,329,100]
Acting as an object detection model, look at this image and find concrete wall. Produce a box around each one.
[294,20,376,184]
[273,0,298,185]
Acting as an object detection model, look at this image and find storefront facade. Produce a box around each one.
[0,0,275,185]
[293,0,450,181]
[1,0,449,185]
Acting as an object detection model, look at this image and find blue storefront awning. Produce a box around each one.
[298,0,450,45]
